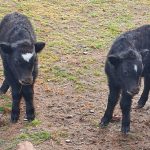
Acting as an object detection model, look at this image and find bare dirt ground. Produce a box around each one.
[0,0,150,150]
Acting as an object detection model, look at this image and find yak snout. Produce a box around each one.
[127,87,140,96]
[19,77,33,85]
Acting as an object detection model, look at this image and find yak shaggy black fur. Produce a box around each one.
[100,25,150,134]
[0,12,45,122]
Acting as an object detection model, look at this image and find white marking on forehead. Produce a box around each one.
[22,52,34,62]
[134,65,138,72]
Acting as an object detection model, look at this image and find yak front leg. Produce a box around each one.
[22,85,35,122]
[100,84,120,127]
[120,92,132,134]
[11,86,22,123]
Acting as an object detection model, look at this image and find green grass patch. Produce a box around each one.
[90,12,98,18]
[26,119,42,127]
[93,70,101,77]
[52,66,77,82]
[18,131,51,144]
[0,103,12,113]
[107,22,121,36]
[75,81,86,92]
[2,131,51,150]
[0,95,10,101]
[89,0,107,4]
[0,107,4,112]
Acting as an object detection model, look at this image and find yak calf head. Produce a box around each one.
[0,40,45,85]
[108,50,143,96]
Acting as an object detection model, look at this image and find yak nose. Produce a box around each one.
[127,87,140,96]
[20,77,33,85]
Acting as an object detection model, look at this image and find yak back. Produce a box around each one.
[0,12,36,43]
[109,25,150,56]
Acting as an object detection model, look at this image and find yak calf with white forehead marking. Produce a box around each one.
[100,25,150,134]
[0,12,45,122]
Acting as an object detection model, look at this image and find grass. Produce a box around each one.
[0,106,4,112]
[0,0,150,149]
[0,0,141,93]
[0,95,10,101]
[2,130,51,150]
[17,131,51,144]
[25,119,42,127]
[52,66,76,81]
[0,95,11,113]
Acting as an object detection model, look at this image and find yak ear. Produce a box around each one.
[0,42,13,54]
[140,49,150,58]
[108,54,122,66]
[35,42,45,53]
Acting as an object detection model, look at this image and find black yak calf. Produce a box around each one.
[0,12,45,122]
[100,25,150,134]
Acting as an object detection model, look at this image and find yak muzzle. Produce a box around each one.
[19,77,33,85]
[127,87,140,96]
